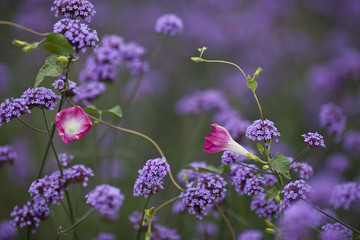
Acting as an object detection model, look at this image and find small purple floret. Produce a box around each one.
[301,132,326,148]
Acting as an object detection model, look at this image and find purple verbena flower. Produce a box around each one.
[0,220,17,240]
[52,75,79,97]
[51,0,96,22]
[343,131,360,155]
[177,161,207,184]
[74,81,106,106]
[319,103,346,141]
[245,119,280,142]
[92,232,115,240]
[63,164,94,186]
[250,193,280,220]
[280,180,312,210]
[133,157,170,198]
[0,98,30,126]
[152,225,181,240]
[128,210,158,230]
[301,132,326,148]
[172,199,186,214]
[126,59,149,75]
[0,145,16,168]
[10,201,50,233]
[175,89,228,115]
[196,221,218,237]
[21,87,59,110]
[325,153,349,173]
[237,229,263,240]
[320,223,352,240]
[79,56,117,83]
[28,172,66,205]
[228,164,263,195]
[180,173,227,219]
[329,182,358,210]
[121,42,146,62]
[86,184,125,219]
[155,14,184,36]
[280,202,322,240]
[53,19,98,53]
[221,150,247,165]
[290,162,313,180]
[58,153,74,167]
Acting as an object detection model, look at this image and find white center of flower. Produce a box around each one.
[64,119,81,134]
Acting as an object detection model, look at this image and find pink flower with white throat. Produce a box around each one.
[204,124,249,156]
[55,106,92,144]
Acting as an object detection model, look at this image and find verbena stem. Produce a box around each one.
[154,196,180,213]
[16,117,47,134]
[136,195,152,240]
[214,203,236,240]
[290,147,310,165]
[0,21,49,36]
[304,199,360,235]
[59,209,94,234]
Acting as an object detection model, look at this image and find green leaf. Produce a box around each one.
[266,186,279,200]
[102,105,123,118]
[252,67,263,80]
[269,153,291,179]
[246,79,258,92]
[183,165,197,171]
[84,105,101,115]
[34,55,63,87]
[43,33,75,56]
[197,164,230,174]
[182,172,189,183]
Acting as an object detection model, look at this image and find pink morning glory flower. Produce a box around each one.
[55,106,92,144]
[204,124,249,156]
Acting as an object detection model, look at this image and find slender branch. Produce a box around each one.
[304,199,360,235]
[0,21,49,36]
[199,59,247,80]
[59,209,94,234]
[290,147,310,165]
[214,203,236,240]
[154,196,180,213]
[16,117,47,134]
[136,195,152,240]
[67,99,185,192]
[235,162,270,174]
[252,92,264,122]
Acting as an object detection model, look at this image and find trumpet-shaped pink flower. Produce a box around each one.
[55,106,92,144]
[204,124,249,156]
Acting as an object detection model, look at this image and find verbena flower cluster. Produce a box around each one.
[245,119,280,142]
[301,132,326,148]
[228,164,264,196]
[0,145,16,168]
[329,182,358,210]
[180,173,227,219]
[237,229,263,240]
[221,150,247,165]
[319,103,346,140]
[86,184,125,219]
[21,87,59,110]
[250,193,280,220]
[280,180,312,210]
[58,152,74,167]
[155,14,184,36]
[290,162,313,180]
[133,157,170,198]
[52,75,79,97]
[0,220,17,240]
[51,0,96,22]
[53,19,98,53]
[10,201,50,233]
[0,87,59,127]
[320,223,352,240]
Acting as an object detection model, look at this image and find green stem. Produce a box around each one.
[17,117,47,134]
[290,147,310,166]
[154,196,180,213]
[0,21,49,36]
[235,162,270,174]
[27,226,31,240]
[36,94,65,178]
[59,209,94,234]
[304,200,360,235]
[136,195,152,240]
[199,59,247,80]
[214,203,236,240]
[252,92,264,121]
